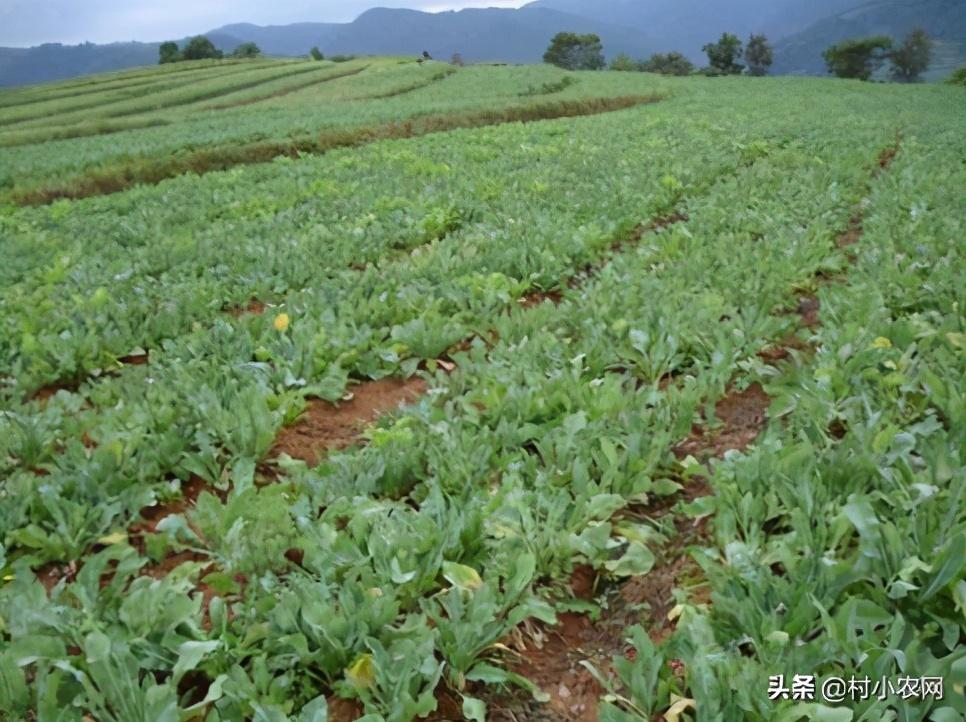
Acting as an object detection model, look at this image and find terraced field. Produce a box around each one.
[0,57,963,722]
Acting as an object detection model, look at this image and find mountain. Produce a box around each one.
[772,0,966,78]
[287,7,654,63]
[210,23,340,57]
[526,0,861,59]
[0,42,159,87]
[0,6,653,87]
[2,1,964,87]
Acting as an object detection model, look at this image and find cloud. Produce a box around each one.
[0,0,530,47]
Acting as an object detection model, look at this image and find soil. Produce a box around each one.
[520,289,564,308]
[878,140,900,171]
[270,377,428,466]
[129,475,210,544]
[228,299,267,317]
[118,351,149,365]
[328,697,365,722]
[673,382,771,461]
[836,213,864,249]
[35,561,79,594]
[30,380,80,405]
[796,295,821,328]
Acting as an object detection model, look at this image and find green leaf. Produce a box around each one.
[780,704,853,722]
[462,695,486,722]
[921,533,966,601]
[298,695,329,722]
[442,562,483,592]
[604,541,655,577]
[173,640,219,681]
[84,631,111,664]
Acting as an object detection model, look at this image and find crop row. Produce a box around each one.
[0,59,290,128]
[653,124,964,721]
[6,60,324,131]
[0,81,905,721]
[0,65,664,194]
[0,57,268,110]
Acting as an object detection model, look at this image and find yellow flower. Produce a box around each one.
[346,654,375,690]
[273,313,290,332]
[872,336,892,350]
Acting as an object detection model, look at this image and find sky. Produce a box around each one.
[0,0,531,47]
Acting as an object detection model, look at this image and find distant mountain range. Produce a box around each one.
[1,1,963,87]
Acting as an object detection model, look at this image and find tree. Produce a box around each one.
[158,41,181,65]
[610,53,641,72]
[309,46,324,61]
[450,53,465,67]
[823,36,893,80]
[948,67,966,86]
[640,52,694,76]
[544,32,605,71]
[745,34,773,76]
[182,36,223,61]
[890,28,932,82]
[232,42,261,59]
[703,33,744,75]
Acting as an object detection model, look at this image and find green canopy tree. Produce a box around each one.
[610,53,641,72]
[640,52,695,76]
[232,42,261,59]
[543,32,605,71]
[745,34,773,76]
[309,47,324,61]
[890,28,932,82]
[158,41,181,65]
[702,33,744,75]
[823,36,893,80]
[182,36,223,61]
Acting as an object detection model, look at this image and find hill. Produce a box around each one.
[284,7,655,63]
[772,0,966,78]
[0,6,655,87]
[2,1,964,87]
[0,41,159,87]
[526,0,862,59]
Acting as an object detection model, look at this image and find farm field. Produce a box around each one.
[0,56,963,722]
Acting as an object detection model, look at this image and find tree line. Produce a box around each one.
[544,32,774,76]
[159,37,260,64]
[543,27,940,83]
[824,29,932,82]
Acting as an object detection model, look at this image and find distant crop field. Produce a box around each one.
[0,58,963,722]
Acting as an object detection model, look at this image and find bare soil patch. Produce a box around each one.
[837,212,864,249]
[118,351,149,365]
[520,289,564,308]
[227,299,267,317]
[270,377,428,466]
[30,380,80,405]
[129,475,210,543]
[674,382,771,461]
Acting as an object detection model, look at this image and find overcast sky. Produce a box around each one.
[0,1,531,47]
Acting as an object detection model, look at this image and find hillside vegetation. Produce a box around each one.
[0,60,963,722]
[772,0,966,78]
[6,0,965,86]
